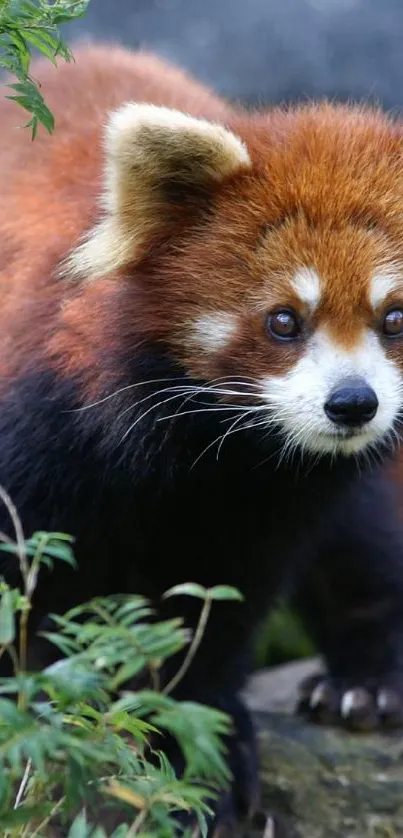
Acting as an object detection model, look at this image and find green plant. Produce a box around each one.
[0,0,89,137]
[0,487,243,836]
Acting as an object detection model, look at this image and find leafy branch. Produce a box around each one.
[0,0,90,137]
[0,486,243,836]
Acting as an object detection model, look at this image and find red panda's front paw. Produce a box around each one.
[297,671,403,731]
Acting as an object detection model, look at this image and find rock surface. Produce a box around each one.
[244,661,403,837]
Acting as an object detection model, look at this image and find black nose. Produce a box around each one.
[324,378,378,427]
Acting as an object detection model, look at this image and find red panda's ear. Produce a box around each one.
[68,104,251,279]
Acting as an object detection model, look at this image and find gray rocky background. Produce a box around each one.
[65,0,403,110]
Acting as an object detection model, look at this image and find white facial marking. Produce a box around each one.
[370,270,401,310]
[261,328,402,456]
[291,267,321,310]
[188,312,238,352]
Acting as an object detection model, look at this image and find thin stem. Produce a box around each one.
[4,643,19,676]
[14,758,32,808]
[127,807,148,836]
[28,795,66,838]
[149,661,160,692]
[25,534,46,599]
[163,596,212,696]
[18,605,30,677]
[0,485,28,587]
[19,536,47,676]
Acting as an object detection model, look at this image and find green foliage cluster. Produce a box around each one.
[0,0,89,136]
[0,489,243,837]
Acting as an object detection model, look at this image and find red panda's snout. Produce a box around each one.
[180,290,403,458]
[324,378,378,428]
[256,324,402,457]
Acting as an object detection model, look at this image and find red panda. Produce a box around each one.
[2,44,403,834]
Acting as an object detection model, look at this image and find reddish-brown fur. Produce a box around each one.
[2,45,403,440]
[0,45,234,383]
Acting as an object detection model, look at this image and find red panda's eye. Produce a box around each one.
[382,308,403,337]
[267,309,301,341]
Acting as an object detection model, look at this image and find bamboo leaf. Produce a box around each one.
[0,589,15,644]
[105,780,147,809]
[207,586,244,601]
[163,583,208,600]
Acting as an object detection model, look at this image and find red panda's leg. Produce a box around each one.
[293,472,403,730]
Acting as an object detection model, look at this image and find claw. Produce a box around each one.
[309,681,332,709]
[340,687,377,730]
[340,687,370,717]
[377,687,403,728]
[297,672,403,731]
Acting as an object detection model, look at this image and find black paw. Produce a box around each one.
[297,671,403,730]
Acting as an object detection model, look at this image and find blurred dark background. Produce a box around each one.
[65,0,403,665]
[66,0,403,111]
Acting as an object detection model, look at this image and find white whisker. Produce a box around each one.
[69,378,188,411]
[216,411,255,460]
[158,405,262,423]
[119,392,195,444]
[68,375,263,414]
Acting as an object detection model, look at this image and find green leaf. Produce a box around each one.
[163,583,208,600]
[43,657,106,703]
[0,589,15,644]
[110,828,131,838]
[151,701,232,784]
[91,829,108,838]
[207,585,244,601]
[41,543,76,565]
[67,812,93,838]
[40,630,80,656]
[109,657,147,691]
[0,803,53,827]
[23,28,59,62]
[33,531,74,543]
[51,2,90,25]
[105,709,157,741]
[0,542,34,557]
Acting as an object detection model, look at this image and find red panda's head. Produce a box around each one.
[68,102,403,458]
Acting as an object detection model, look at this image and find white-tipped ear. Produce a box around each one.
[68,104,251,279]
